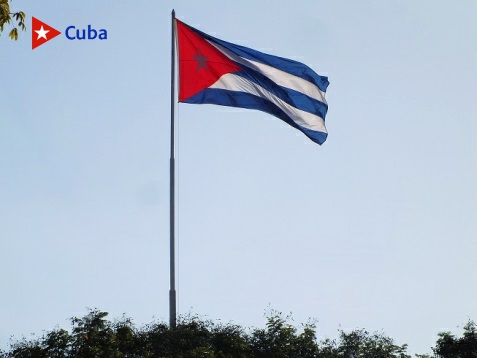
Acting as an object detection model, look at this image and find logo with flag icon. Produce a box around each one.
[32,17,61,50]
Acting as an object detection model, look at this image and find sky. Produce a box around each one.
[1,0,476,355]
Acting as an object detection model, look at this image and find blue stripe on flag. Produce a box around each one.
[235,67,328,120]
[183,88,328,145]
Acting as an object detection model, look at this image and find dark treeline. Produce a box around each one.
[1,309,476,357]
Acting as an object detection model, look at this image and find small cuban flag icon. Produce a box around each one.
[32,17,61,50]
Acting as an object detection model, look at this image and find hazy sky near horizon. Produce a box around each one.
[1,0,476,355]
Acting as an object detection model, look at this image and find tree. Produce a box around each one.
[0,309,251,358]
[432,320,477,358]
[0,309,412,357]
[0,0,26,40]
[248,310,320,357]
[318,328,411,358]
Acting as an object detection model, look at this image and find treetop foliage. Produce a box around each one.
[432,320,477,358]
[0,0,26,40]
[2,308,476,357]
[4,308,474,357]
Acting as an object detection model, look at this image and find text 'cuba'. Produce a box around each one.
[65,25,108,40]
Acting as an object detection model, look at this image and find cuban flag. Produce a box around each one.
[176,19,330,145]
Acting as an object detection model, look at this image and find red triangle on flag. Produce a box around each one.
[176,20,241,102]
[32,17,61,50]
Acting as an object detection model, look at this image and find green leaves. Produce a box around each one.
[0,1,10,30]
[8,26,16,40]
[0,1,10,23]
[0,1,26,41]
[433,320,477,358]
[12,10,25,22]
[13,10,25,32]
[3,308,476,357]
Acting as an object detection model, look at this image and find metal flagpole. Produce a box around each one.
[169,8,177,329]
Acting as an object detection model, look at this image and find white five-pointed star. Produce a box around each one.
[35,26,49,40]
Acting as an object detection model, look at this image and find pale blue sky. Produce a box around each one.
[1,0,476,355]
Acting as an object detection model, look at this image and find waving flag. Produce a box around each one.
[176,19,330,145]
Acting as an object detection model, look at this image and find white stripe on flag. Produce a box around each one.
[207,40,328,105]
[210,73,327,134]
